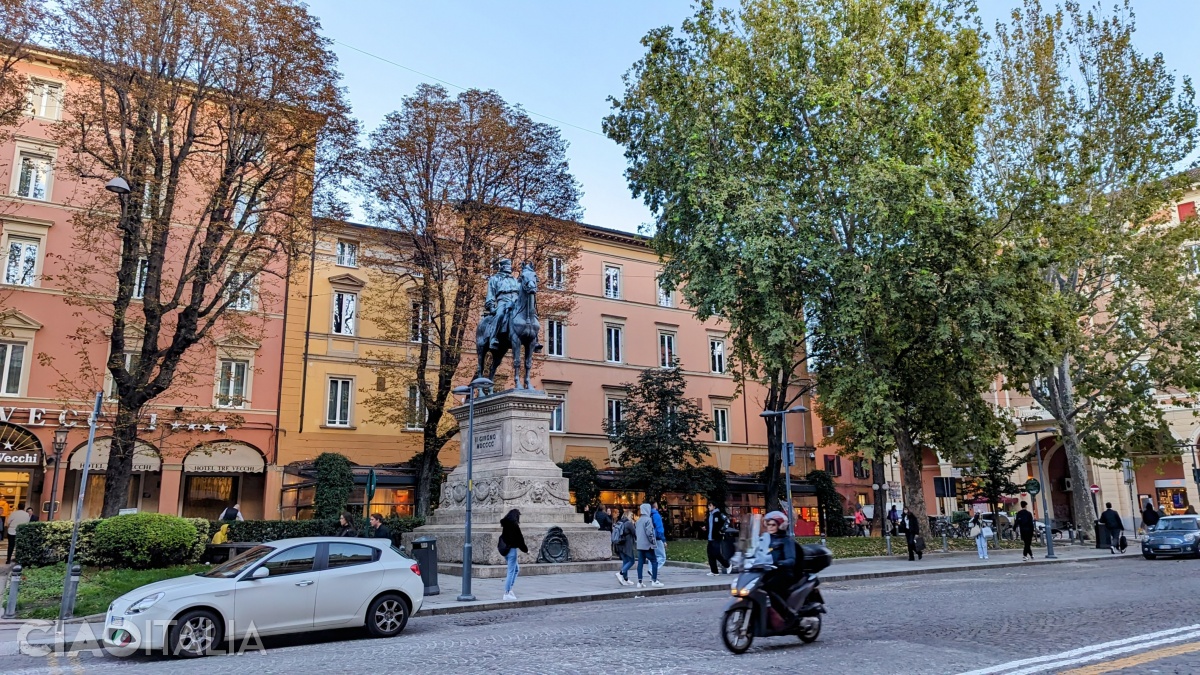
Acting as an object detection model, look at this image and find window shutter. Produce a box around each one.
[1179,201,1196,221]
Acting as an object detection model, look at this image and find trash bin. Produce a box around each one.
[1094,522,1111,549]
[410,536,440,596]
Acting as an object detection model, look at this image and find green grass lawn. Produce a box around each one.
[5,563,211,620]
[667,535,1035,563]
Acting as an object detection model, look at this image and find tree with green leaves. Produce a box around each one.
[960,438,1029,522]
[603,365,713,504]
[557,457,601,513]
[313,452,354,520]
[805,470,849,537]
[606,0,1041,539]
[981,0,1200,533]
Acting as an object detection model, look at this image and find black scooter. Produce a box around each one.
[720,544,832,654]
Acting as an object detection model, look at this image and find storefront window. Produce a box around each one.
[1157,487,1191,515]
[352,487,415,518]
[182,475,238,520]
[80,473,140,519]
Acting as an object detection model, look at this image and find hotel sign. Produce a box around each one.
[0,407,160,430]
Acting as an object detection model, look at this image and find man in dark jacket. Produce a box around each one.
[1141,500,1161,533]
[369,513,392,541]
[704,503,730,575]
[1014,501,1036,561]
[593,506,613,532]
[1100,502,1124,554]
[900,508,922,561]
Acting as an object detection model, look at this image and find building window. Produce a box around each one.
[659,331,676,368]
[0,342,25,396]
[606,398,624,433]
[406,385,426,429]
[713,407,730,443]
[710,339,726,374]
[824,455,842,477]
[549,393,565,433]
[227,272,254,310]
[133,258,149,299]
[822,425,836,439]
[27,80,63,120]
[4,237,39,286]
[15,152,51,200]
[332,291,357,336]
[548,256,565,290]
[603,265,621,299]
[327,378,353,427]
[107,352,139,399]
[230,193,258,232]
[1180,201,1197,222]
[409,301,426,342]
[547,319,564,357]
[217,359,248,408]
[853,459,870,479]
[337,240,358,267]
[657,278,673,307]
[605,325,623,363]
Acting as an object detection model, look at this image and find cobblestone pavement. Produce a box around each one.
[1,555,1197,674]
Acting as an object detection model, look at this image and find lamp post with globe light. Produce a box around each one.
[46,426,69,520]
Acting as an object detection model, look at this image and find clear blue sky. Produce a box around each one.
[305,1,1200,233]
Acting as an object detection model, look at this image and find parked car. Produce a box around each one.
[103,537,425,658]
[1141,516,1200,559]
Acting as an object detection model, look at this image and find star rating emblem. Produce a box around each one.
[2,442,12,451]
[171,422,182,430]
[202,424,212,432]
[187,423,197,431]
[217,424,227,433]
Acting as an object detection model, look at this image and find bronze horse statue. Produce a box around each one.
[476,262,540,389]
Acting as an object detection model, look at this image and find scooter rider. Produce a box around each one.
[760,511,798,614]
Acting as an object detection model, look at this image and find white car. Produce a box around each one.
[102,537,425,658]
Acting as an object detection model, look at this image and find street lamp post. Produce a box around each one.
[453,376,493,602]
[47,427,69,521]
[760,405,809,536]
[1016,427,1059,560]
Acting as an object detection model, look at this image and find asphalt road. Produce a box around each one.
[3,554,1198,674]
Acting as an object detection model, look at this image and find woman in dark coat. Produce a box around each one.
[499,509,529,600]
[336,512,358,537]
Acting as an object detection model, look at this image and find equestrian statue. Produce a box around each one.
[476,258,542,390]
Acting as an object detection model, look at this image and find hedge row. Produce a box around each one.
[14,514,209,569]
[15,514,426,569]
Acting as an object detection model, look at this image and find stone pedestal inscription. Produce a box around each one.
[406,389,611,565]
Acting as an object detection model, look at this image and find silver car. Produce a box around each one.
[102,537,425,657]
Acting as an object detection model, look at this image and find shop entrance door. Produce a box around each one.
[0,470,31,518]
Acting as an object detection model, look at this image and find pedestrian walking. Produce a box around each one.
[854,507,867,537]
[612,510,637,586]
[369,513,392,540]
[25,507,37,523]
[900,507,923,561]
[336,512,358,537]
[1099,502,1124,554]
[651,502,667,571]
[1014,501,1035,561]
[969,513,989,560]
[5,503,31,564]
[218,502,244,522]
[888,505,901,535]
[635,503,663,588]
[499,509,528,600]
[594,505,613,532]
[1142,499,1160,534]
[704,502,731,576]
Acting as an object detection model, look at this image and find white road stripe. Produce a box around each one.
[1003,630,1200,675]
[959,623,1200,675]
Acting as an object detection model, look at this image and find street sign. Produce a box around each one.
[783,442,795,467]
[1025,478,1041,496]
[1089,484,1100,494]
[366,468,378,502]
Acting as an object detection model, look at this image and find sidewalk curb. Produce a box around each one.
[0,613,103,627]
[414,552,1126,617]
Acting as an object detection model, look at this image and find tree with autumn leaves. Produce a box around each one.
[358,84,582,517]
[40,0,357,517]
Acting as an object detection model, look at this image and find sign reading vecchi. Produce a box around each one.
[0,406,162,429]
[0,450,40,466]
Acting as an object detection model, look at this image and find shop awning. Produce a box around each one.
[69,439,161,472]
[184,442,265,473]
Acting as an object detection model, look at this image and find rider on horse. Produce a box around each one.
[483,258,542,353]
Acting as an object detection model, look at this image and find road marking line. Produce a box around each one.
[1057,640,1200,675]
[958,624,1200,675]
[1002,631,1200,675]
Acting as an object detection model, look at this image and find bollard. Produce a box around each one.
[820,536,827,547]
[3,565,21,619]
[942,533,948,553]
[59,564,82,622]
[885,534,892,556]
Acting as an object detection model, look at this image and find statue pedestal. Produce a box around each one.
[405,389,611,567]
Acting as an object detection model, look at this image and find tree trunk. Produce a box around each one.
[894,424,931,540]
[872,459,887,535]
[763,414,783,513]
[101,405,141,517]
[1049,359,1097,538]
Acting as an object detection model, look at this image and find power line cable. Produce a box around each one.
[331,39,607,138]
